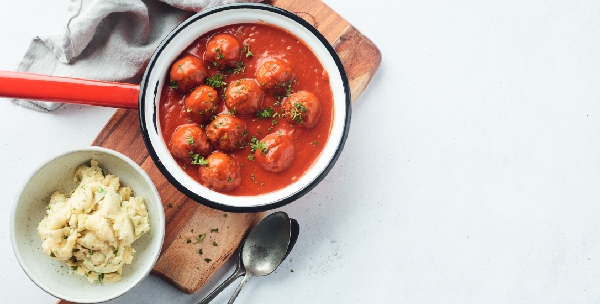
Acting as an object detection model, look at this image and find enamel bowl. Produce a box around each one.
[11,147,165,303]
[140,3,351,212]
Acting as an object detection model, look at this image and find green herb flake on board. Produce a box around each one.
[194,233,206,244]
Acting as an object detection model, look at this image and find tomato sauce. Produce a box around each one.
[159,23,333,196]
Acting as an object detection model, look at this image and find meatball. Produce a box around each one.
[224,79,264,115]
[199,151,241,192]
[282,90,321,128]
[255,58,293,89]
[169,55,208,93]
[205,33,240,68]
[206,114,247,151]
[169,124,211,161]
[254,133,295,172]
[184,85,219,123]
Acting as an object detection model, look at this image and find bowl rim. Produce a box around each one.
[10,146,165,303]
[138,3,352,212]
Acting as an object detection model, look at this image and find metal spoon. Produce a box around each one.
[198,212,299,304]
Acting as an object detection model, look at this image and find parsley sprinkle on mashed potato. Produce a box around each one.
[37,160,150,283]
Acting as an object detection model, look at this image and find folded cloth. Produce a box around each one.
[14,0,260,111]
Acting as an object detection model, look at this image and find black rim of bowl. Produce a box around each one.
[139,3,352,212]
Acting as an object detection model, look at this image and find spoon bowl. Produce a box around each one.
[198,212,298,304]
[241,212,291,276]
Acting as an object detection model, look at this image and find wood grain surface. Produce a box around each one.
[57,0,380,302]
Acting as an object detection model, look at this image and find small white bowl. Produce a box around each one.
[10,146,165,303]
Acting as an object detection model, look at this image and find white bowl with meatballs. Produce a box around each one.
[139,3,351,211]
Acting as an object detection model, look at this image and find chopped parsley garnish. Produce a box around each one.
[275,79,295,97]
[204,258,212,263]
[247,154,255,161]
[170,80,179,89]
[250,136,269,154]
[213,240,218,246]
[242,43,253,57]
[70,266,78,271]
[187,238,191,244]
[223,61,246,75]
[98,273,104,284]
[211,228,219,233]
[191,154,208,166]
[187,135,194,145]
[167,203,173,208]
[312,140,318,146]
[290,102,308,124]
[234,61,246,74]
[177,64,183,70]
[205,74,226,88]
[256,107,274,119]
[198,249,203,254]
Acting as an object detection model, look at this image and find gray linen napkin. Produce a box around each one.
[14,0,260,111]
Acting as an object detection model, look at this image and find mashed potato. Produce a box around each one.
[37,160,150,283]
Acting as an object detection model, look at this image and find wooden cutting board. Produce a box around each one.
[58,0,380,301]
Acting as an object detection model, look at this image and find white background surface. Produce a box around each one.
[2,0,600,303]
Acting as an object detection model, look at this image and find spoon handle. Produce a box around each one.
[227,273,252,304]
[198,266,245,304]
